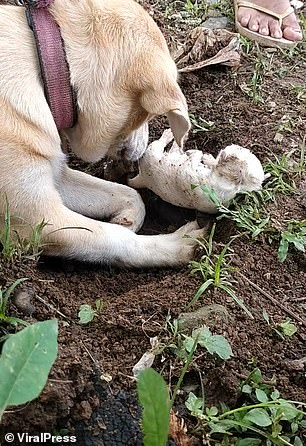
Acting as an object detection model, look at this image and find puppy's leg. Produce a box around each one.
[147,128,174,157]
[202,154,217,168]
[128,129,175,189]
[184,150,204,169]
[58,167,145,231]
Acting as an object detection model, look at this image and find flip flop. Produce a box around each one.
[234,0,300,49]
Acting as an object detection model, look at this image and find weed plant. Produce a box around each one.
[0,204,45,262]
[189,223,253,318]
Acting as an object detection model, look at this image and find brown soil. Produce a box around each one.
[1,1,306,445]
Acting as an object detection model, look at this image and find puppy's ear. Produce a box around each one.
[140,85,190,147]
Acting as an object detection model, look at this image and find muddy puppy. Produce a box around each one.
[0,0,209,268]
[128,129,265,213]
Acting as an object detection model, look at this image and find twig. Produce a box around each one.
[49,379,73,384]
[35,294,72,322]
[291,297,306,302]
[237,271,306,328]
[81,340,97,364]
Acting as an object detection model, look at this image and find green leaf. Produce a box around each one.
[294,436,303,446]
[236,439,261,446]
[249,368,262,384]
[277,402,300,421]
[0,320,58,413]
[271,389,280,400]
[199,185,222,208]
[195,327,233,360]
[291,422,298,434]
[183,335,197,353]
[243,408,272,427]
[201,334,233,360]
[207,406,218,417]
[137,368,170,446]
[255,388,269,403]
[262,309,270,324]
[292,240,305,252]
[78,304,96,325]
[277,320,298,337]
[95,299,104,312]
[278,238,289,262]
[185,392,203,414]
[242,384,253,394]
[208,420,234,433]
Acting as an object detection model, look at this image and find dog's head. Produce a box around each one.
[54,0,190,162]
[213,144,265,193]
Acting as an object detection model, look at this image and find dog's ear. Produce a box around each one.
[140,84,190,147]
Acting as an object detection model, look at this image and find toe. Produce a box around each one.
[283,26,303,41]
[258,16,270,36]
[248,16,260,32]
[269,19,282,38]
[282,10,303,41]
[237,8,251,27]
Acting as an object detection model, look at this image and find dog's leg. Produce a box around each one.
[59,166,145,231]
[1,157,205,268]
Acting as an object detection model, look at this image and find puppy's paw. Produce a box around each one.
[202,154,217,168]
[159,128,174,145]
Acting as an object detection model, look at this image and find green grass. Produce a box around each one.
[0,204,45,262]
[189,223,253,318]
[277,219,306,262]
[0,279,28,327]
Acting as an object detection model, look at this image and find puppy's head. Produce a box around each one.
[214,145,265,192]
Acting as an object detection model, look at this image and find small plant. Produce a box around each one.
[0,320,58,421]
[263,310,298,339]
[211,0,234,21]
[0,203,45,261]
[239,55,267,103]
[189,113,215,133]
[290,84,306,102]
[182,325,233,360]
[185,366,306,445]
[264,147,305,195]
[189,222,253,318]
[277,219,306,262]
[183,0,208,18]
[164,0,208,25]
[0,278,28,327]
[78,299,104,325]
[200,185,272,240]
[137,328,232,445]
[277,115,296,134]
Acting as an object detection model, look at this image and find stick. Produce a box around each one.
[35,294,72,322]
[236,271,306,328]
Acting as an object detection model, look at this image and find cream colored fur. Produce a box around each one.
[0,0,208,268]
[129,129,265,213]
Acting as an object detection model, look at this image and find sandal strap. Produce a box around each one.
[236,1,294,26]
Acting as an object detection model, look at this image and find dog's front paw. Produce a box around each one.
[170,220,207,264]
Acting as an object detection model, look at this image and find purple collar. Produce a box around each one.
[26,0,77,129]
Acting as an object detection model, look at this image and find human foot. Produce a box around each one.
[235,0,303,46]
